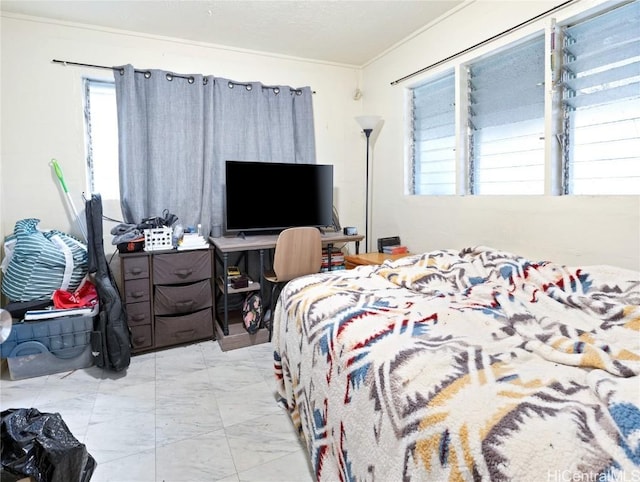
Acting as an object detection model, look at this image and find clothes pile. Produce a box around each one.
[111,209,178,252]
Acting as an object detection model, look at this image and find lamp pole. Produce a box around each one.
[355,115,381,254]
[363,128,372,253]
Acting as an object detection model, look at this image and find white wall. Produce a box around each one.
[361,0,640,269]
[2,3,639,271]
[0,14,368,252]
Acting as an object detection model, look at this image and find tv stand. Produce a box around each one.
[209,232,363,350]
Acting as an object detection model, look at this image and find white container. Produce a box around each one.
[144,227,173,252]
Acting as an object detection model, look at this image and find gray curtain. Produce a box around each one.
[114,65,315,235]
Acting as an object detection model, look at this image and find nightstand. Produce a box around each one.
[344,252,410,269]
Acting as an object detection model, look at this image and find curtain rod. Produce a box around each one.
[390,0,576,86]
[52,59,315,94]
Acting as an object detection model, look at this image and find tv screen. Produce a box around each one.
[225,160,334,234]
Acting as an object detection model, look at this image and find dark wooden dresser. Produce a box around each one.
[120,249,214,353]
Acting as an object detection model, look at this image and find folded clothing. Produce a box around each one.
[110,223,143,245]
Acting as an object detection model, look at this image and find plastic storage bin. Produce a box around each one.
[144,227,173,252]
[0,311,95,380]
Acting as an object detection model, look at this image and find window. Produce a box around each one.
[409,0,640,196]
[84,79,119,199]
[468,36,545,195]
[411,70,456,195]
[560,0,640,195]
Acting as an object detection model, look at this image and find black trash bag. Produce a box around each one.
[1,408,96,482]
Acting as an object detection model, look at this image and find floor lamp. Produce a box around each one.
[355,115,381,253]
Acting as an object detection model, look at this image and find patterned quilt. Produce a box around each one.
[272,246,640,482]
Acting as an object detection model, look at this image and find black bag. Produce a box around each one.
[0,408,96,482]
[86,193,131,372]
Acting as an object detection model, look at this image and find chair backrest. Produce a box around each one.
[272,227,323,282]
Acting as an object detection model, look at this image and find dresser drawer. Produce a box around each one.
[153,250,211,285]
[130,324,152,350]
[154,279,212,315]
[154,308,213,348]
[125,301,152,326]
[123,278,150,304]
[122,255,150,280]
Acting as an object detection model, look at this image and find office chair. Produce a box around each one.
[263,226,322,341]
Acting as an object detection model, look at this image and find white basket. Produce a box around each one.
[144,227,173,252]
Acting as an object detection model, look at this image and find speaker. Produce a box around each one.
[377,236,401,253]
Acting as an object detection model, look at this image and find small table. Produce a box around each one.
[344,251,410,269]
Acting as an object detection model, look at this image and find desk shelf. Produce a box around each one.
[216,277,260,295]
[213,311,269,351]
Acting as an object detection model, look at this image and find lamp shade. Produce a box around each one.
[355,115,381,131]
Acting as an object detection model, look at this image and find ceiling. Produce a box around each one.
[0,0,465,65]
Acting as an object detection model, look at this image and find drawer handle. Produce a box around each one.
[130,267,143,275]
[175,329,196,339]
[176,300,195,311]
[174,269,193,278]
[133,336,147,346]
[130,290,146,299]
[131,314,146,322]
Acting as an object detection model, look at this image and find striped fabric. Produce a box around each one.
[1,218,88,302]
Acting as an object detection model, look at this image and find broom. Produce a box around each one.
[51,158,88,242]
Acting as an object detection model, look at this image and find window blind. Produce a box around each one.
[468,36,545,195]
[561,0,640,194]
[411,70,456,195]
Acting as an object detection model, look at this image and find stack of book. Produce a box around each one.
[177,233,209,251]
[382,244,409,255]
[321,247,345,272]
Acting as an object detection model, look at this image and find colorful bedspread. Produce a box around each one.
[272,246,640,481]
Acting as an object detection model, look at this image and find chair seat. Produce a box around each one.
[263,270,277,283]
[263,227,323,341]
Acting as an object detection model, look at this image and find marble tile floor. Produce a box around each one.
[0,340,315,482]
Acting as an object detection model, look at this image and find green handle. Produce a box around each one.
[51,158,68,193]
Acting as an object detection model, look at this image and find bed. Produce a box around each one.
[272,246,640,481]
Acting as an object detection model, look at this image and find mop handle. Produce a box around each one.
[51,158,69,193]
[50,158,88,242]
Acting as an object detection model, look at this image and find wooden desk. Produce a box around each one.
[344,251,410,269]
[209,232,364,348]
[211,232,363,254]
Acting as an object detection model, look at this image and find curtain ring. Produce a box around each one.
[203,77,208,85]
[228,81,234,89]
[166,73,173,81]
[119,68,125,76]
[188,76,195,84]
[296,90,302,96]
[273,87,280,95]
[144,71,151,79]
[246,84,252,91]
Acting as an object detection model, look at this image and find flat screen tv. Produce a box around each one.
[225,160,334,234]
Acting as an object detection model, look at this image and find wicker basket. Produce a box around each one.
[144,227,173,252]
